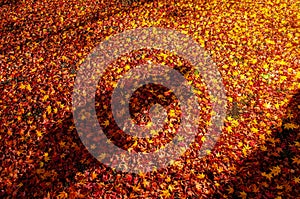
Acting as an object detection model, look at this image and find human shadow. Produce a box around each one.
[4,111,100,198]
[211,90,300,198]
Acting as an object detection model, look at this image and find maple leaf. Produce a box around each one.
[36,130,43,137]
[138,171,146,179]
[168,184,175,192]
[276,184,283,190]
[161,189,171,198]
[26,84,32,91]
[263,102,272,109]
[295,71,300,79]
[43,152,50,162]
[270,166,281,176]
[227,186,234,194]
[102,120,110,127]
[61,56,68,61]
[294,177,300,184]
[91,171,98,180]
[274,102,280,109]
[262,172,273,181]
[251,127,259,134]
[57,191,68,199]
[231,119,239,127]
[251,184,260,193]
[283,123,298,130]
[239,191,247,199]
[177,135,185,141]
[292,156,300,165]
[242,144,251,156]
[125,64,131,71]
[97,153,106,161]
[132,184,140,192]
[142,179,150,188]
[169,109,176,117]
[42,95,49,102]
[7,129,13,136]
[226,125,233,133]
[19,83,26,90]
[46,105,52,114]
[197,173,206,179]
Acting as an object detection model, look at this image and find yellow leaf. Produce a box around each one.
[231,119,239,127]
[266,38,275,44]
[102,120,109,127]
[59,141,66,147]
[177,135,185,141]
[279,76,287,83]
[197,173,205,179]
[292,156,300,165]
[161,189,171,197]
[251,58,257,64]
[227,186,234,194]
[226,126,233,133]
[242,144,251,156]
[263,63,269,69]
[284,123,298,130]
[61,56,68,61]
[276,185,283,189]
[165,176,171,183]
[239,191,247,199]
[142,179,150,187]
[125,64,131,70]
[270,165,281,176]
[47,105,52,114]
[233,71,239,76]
[238,142,243,147]
[262,172,273,180]
[36,130,43,137]
[295,71,300,79]
[251,127,259,134]
[227,116,233,121]
[168,184,175,192]
[222,64,229,69]
[26,84,32,91]
[169,109,176,117]
[19,83,26,90]
[42,95,49,102]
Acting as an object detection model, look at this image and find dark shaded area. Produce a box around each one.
[0,112,101,198]
[95,81,182,153]
[0,0,152,54]
[214,90,300,198]
[129,83,180,126]
[0,0,19,7]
